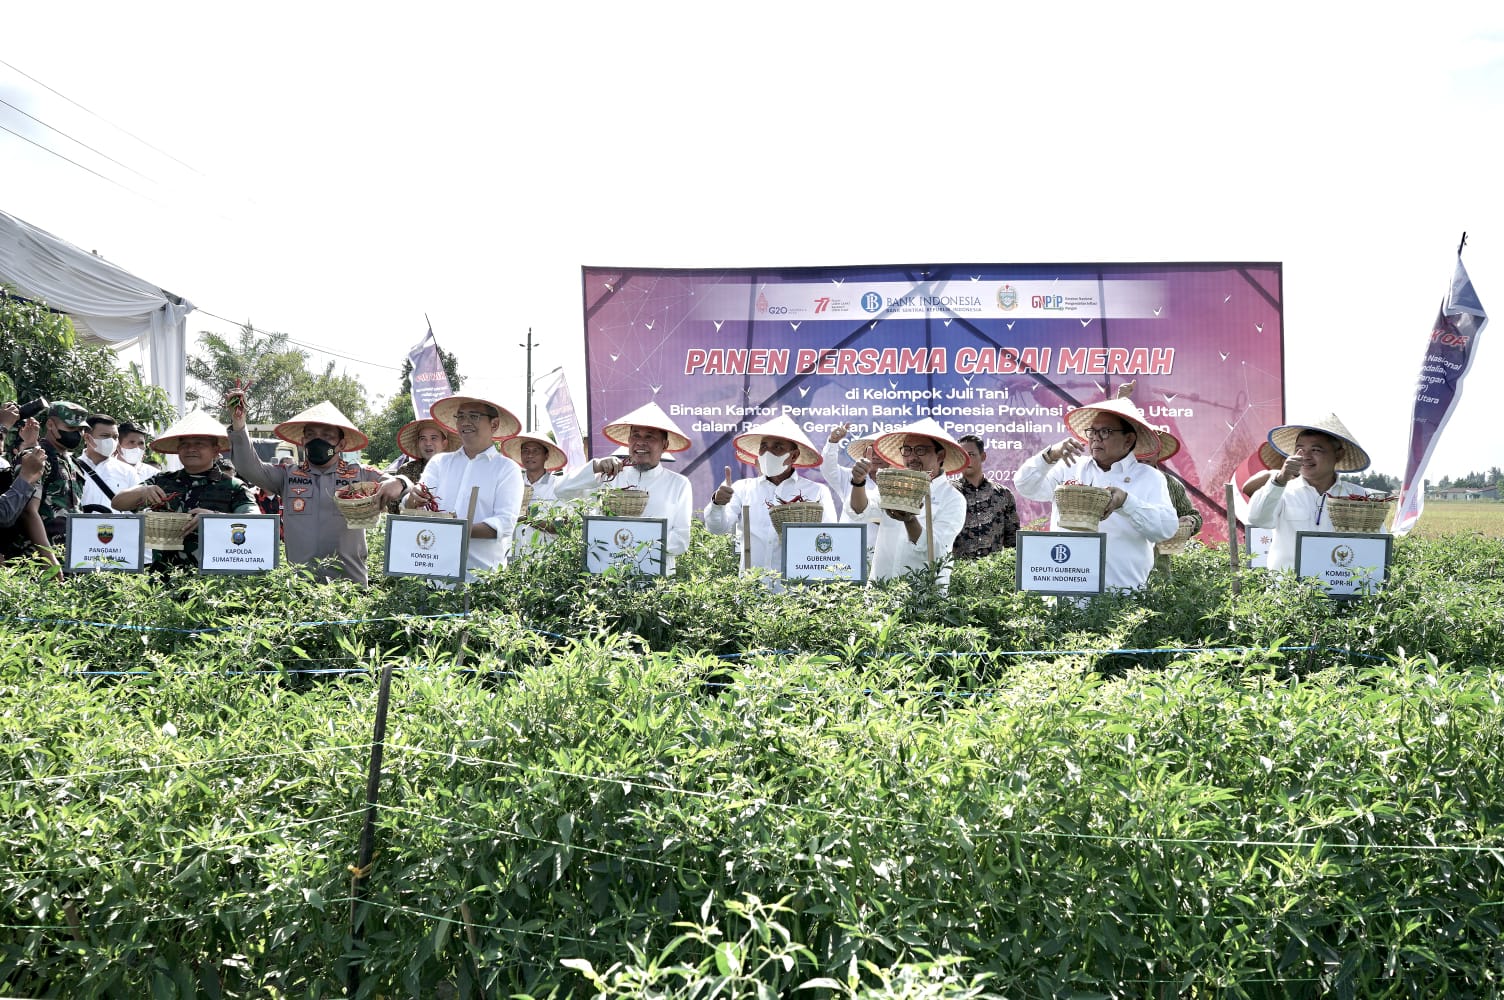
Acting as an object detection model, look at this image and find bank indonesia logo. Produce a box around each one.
[997,283,1018,311]
[231,522,248,545]
[1331,544,1355,567]
[1050,543,1071,563]
[860,291,883,313]
[815,531,833,554]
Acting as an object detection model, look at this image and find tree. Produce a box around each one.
[1,286,175,435]
[185,323,372,428]
[1352,470,1399,493]
[363,348,465,466]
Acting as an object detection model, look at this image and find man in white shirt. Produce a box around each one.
[77,413,143,513]
[1013,395,1178,591]
[404,394,524,581]
[705,415,834,576]
[500,432,568,556]
[849,418,969,593]
[1247,414,1377,572]
[554,401,694,575]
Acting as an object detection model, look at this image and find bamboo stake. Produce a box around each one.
[1226,483,1241,597]
[346,660,395,996]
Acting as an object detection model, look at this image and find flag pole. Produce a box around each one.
[1457,231,1468,256]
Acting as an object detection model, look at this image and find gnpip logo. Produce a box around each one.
[860,291,883,313]
[1050,543,1072,563]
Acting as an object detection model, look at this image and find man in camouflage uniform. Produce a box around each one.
[112,411,257,571]
[228,398,408,584]
[36,401,89,547]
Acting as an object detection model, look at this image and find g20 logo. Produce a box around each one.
[1050,543,1072,563]
[860,292,883,313]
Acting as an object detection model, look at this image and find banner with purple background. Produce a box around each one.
[1394,256,1489,537]
[407,328,452,421]
[540,368,586,471]
[582,263,1286,544]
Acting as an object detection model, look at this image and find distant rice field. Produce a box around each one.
[1410,499,1504,538]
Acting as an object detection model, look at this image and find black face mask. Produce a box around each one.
[305,439,338,465]
[58,429,83,449]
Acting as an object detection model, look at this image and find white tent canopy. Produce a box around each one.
[0,208,192,413]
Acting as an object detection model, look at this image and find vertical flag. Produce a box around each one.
[540,369,586,470]
[406,328,453,421]
[1394,253,1489,536]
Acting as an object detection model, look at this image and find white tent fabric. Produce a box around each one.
[0,208,192,413]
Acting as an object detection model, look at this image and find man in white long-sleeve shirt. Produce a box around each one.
[403,394,524,581]
[554,402,694,575]
[705,415,834,576]
[501,432,568,557]
[1013,395,1178,591]
[850,418,968,592]
[1246,414,1377,573]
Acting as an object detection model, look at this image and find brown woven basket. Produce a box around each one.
[873,468,931,515]
[333,481,384,530]
[767,500,823,536]
[144,511,194,551]
[1326,496,1389,533]
[404,509,455,520]
[1054,484,1112,531]
[1155,521,1196,555]
[602,487,650,517]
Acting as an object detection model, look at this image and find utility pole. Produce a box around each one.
[520,327,534,432]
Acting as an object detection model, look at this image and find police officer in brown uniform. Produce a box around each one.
[227,397,408,584]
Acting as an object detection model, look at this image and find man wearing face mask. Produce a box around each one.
[114,421,160,479]
[77,413,144,514]
[705,415,834,576]
[35,401,90,546]
[228,396,409,584]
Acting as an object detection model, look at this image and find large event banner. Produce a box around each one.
[582,264,1285,543]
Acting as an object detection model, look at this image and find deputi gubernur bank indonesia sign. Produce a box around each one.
[581,263,1284,544]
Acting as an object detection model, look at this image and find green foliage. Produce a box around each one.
[0,286,175,434]
[4,531,1504,998]
[184,324,371,428]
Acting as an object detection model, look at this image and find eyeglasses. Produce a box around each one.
[898,445,935,457]
[454,410,497,422]
[1084,427,1127,441]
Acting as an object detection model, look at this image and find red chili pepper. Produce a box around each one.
[150,492,181,511]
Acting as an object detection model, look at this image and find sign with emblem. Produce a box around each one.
[781,523,867,583]
[1243,524,1274,569]
[583,516,668,576]
[1293,531,1393,598]
[385,513,469,582]
[197,514,280,575]
[64,513,145,573]
[1016,530,1106,595]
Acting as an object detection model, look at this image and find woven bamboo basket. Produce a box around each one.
[333,482,384,530]
[602,488,649,518]
[404,509,455,519]
[1155,521,1196,555]
[767,500,823,536]
[1054,484,1112,531]
[873,468,931,515]
[1326,496,1389,533]
[143,511,195,551]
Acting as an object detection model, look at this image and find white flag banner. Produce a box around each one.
[541,369,586,471]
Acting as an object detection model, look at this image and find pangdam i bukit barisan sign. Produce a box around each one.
[581,263,1284,544]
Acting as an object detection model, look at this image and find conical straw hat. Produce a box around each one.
[430,395,522,441]
[152,410,231,454]
[397,419,461,459]
[873,418,970,474]
[1266,414,1371,473]
[275,401,370,451]
[602,401,691,452]
[1063,397,1163,460]
[500,432,567,471]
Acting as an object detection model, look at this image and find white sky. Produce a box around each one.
[4,2,1503,481]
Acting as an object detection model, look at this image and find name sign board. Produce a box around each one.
[584,516,668,576]
[385,514,470,582]
[1294,531,1393,598]
[1016,530,1106,595]
[1243,524,1274,569]
[197,514,280,575]
[64,513,145,573]
[781,522,868,583]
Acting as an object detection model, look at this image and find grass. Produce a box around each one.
[1409,500,1504,538]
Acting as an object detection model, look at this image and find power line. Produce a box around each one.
[0,55,202,175]
[0,95,156,182]
[0,119,155,201]
[195,308,402,371]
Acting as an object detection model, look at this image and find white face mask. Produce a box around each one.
[119,446,145,465]
[759,451,792,479]
[91,435,118,458]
